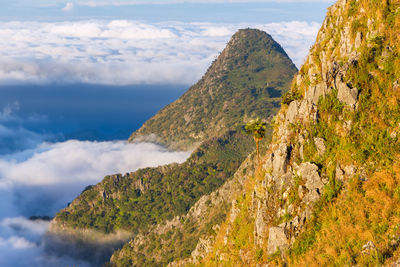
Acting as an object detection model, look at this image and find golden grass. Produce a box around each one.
[292,161,400,266]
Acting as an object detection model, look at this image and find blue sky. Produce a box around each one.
[1,0,334,22]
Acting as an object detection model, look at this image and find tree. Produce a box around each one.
[245,118,267,165]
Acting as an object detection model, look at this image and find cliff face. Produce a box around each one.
[129,28,297,150]
[186,0,400,265]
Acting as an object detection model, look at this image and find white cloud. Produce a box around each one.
[62,2,74,11]
[0,140,190,186]
[254,20,320,66]
[1,217,49,235]
[0,102,50,155]
[0,216,92,266]
[0,139,190,266]
[0,20,319,85]
[0,236,36,249]
[0,139,190,217]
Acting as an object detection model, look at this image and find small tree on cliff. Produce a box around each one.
[245,118,267,165]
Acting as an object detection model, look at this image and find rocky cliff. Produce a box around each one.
[182,0,400,265]
[129,28,297,150]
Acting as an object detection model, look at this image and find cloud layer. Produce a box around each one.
[0,216,91,267]
[0,20,319,85]
[0,140,190,215]
[0,140,190,186]
[0,139,190,266]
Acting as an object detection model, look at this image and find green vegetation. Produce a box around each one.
[245,118,267,165]
[110,192,232,267]
[281,89,303,105]
[56,130,272,266]
[56,130,255,234]
[129,28,297,150]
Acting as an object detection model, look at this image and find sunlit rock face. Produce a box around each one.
[193,0,400,265]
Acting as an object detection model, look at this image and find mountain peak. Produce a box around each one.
[129,28,297,150]
[208,28,289,76]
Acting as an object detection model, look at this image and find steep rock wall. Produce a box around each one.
[191,0,400,265]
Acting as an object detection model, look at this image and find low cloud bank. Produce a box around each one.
[0,20,319,85]
[0,139,190,266]
[0,140,190,216]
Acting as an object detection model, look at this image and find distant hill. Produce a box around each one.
[129,28,297,150]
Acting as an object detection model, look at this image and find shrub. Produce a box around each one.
[281,90,303,105]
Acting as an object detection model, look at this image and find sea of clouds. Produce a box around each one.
[0,20,320,85]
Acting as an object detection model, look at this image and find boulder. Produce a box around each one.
[305,83,326,104]
[254,200,267,246]
[393,79,400,92]
[267,226,289,255]
[362,240,376,255]
[272,143,290,177]
[298,100,318,122]
[343,165,356,177]
[355,32,363,48]
[297,163,324,203]
[190,236,214,264]
[314,137,326,156]
[336,164,345,181]
[335,164,357,181]
[298,163,324,192]
[336,77,359,108]
[286,100,299,123]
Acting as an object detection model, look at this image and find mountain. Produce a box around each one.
[129,28,297,150]
[181,0,400,266]
[47,28,297,266]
